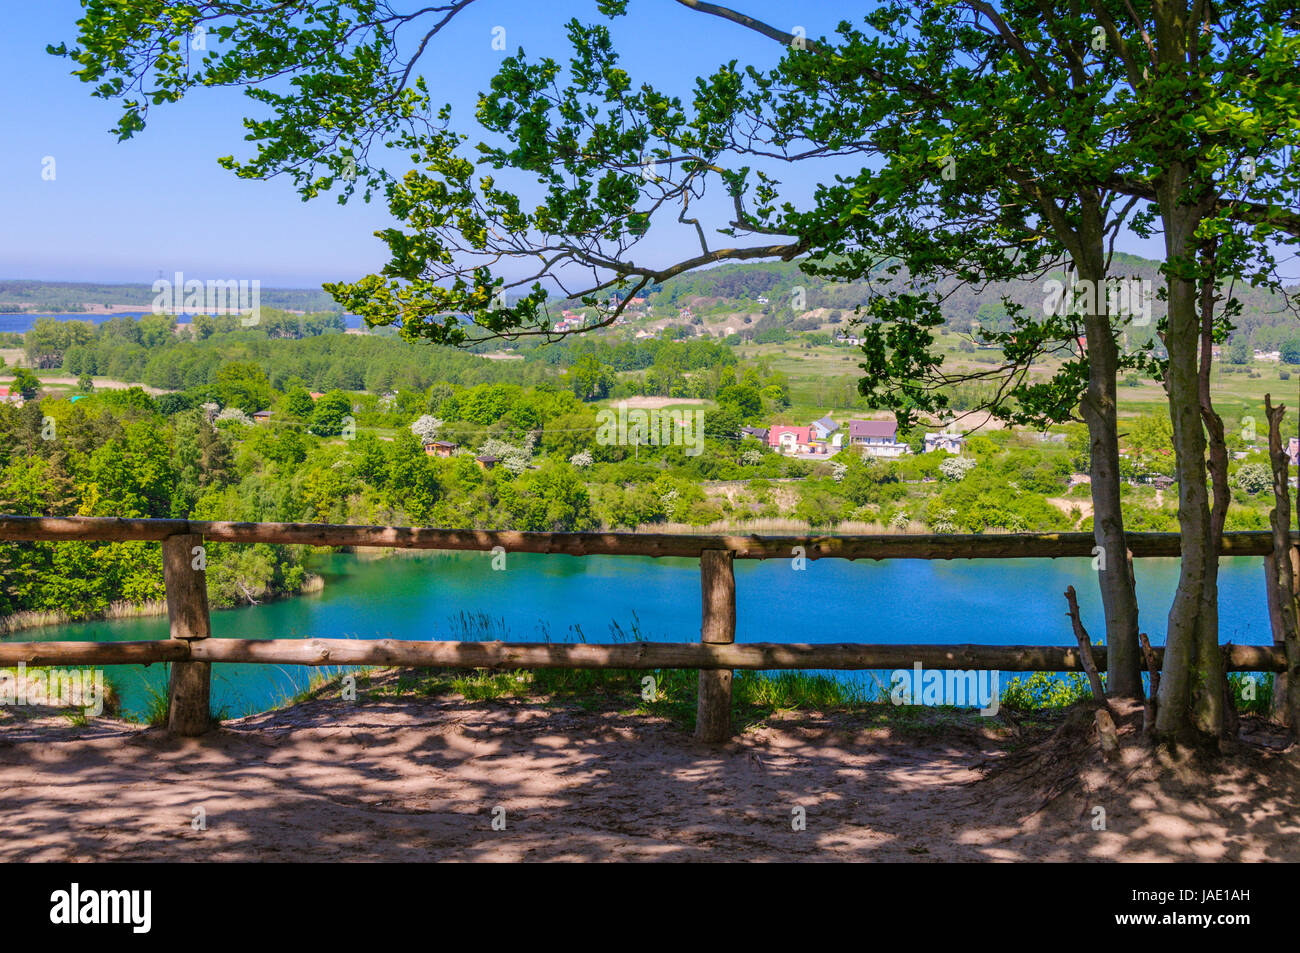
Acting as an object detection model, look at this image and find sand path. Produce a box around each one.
[1,687,1296,862]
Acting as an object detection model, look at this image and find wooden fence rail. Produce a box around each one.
[0,516,1292,741]
[0,637,1284,672]
[0,515,1289,559]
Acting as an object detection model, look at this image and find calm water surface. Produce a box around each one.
[18,552,1272,717]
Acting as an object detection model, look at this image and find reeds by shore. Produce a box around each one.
[0,573,325,636]
[0,600,169,637]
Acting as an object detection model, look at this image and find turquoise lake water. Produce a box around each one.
[13,551,1273,718]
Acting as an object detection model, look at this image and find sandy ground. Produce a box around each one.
[612,396,708,409]
[1,681,1296,862]
[28,376,172,395]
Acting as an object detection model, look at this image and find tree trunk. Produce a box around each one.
[1198,240,1232,735]
[1153,173,1223,743]
[1077,232,1143,699]
[1264,396,1300,737]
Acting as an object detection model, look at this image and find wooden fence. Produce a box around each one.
[0,516,1290,741]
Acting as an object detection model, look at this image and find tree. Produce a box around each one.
[939,457,976,483]
[283,387,316,419]
[310,391,353,437]
[1093,5,1300,743]
[478,437,530,475]
[716,383,762,421]
[10,368,40,400]
[57,0,1300,740]
[1234,463,1272,496]
[214,361,274,413]
[64,0,1143,698]
[499,462,597,531]
[565,354,613,401]
[25,317,91,369]
[410,414,443,444]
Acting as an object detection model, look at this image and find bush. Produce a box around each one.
[1001,672,1093,711]
[939,456,977,481]
[1233,462,1272,495]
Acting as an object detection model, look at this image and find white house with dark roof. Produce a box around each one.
[848,419,908,458]
[924,432,966,454]
[811,415,839,441]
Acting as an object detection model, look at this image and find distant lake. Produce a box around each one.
[0,313,362,334]
[13,551,1275,719]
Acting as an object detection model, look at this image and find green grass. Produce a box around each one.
[0,664,122,720]
[1229,672,1275,716]
[140,681,170,727]
[368,665,893,731]
[135,665,230,727]
[732,338,1297,427]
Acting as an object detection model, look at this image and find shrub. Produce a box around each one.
[939,456,977,482]
[1001,672,1093,711]
[1233,462,1272,495]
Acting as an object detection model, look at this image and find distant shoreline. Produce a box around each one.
[0,574,324,637]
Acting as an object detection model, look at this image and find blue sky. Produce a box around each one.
[2,1,1165,289]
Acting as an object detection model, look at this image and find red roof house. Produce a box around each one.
[768,426,812,451]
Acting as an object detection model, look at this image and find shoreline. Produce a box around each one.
[0,573,324,637]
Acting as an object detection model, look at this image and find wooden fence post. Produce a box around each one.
[1265,548,1298,726]
[696,549,736,742]
[162,533,212,736]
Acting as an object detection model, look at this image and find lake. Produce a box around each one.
[14,550,1274,718]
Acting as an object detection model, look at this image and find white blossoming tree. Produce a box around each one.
[410,415,443,444]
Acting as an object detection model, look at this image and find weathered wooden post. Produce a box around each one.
[695,549,736,742]
[1264,547,1297,726]
[162,533,212,736]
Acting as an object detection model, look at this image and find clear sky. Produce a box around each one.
[2,1,1166,290]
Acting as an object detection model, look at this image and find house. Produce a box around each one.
[1288,437,1299,467]
[811,415,839,440]
[475,455,498,471]
[848,419,908,458]
[251,410,273,425]
[756,296,769,305]
[425,440,458,458]
[924,432,966,454]
[0,386,22,406]
[768,425,813,454]
[309,391,324,401]
[740,426,769,443]
[1255,349,1281,362]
